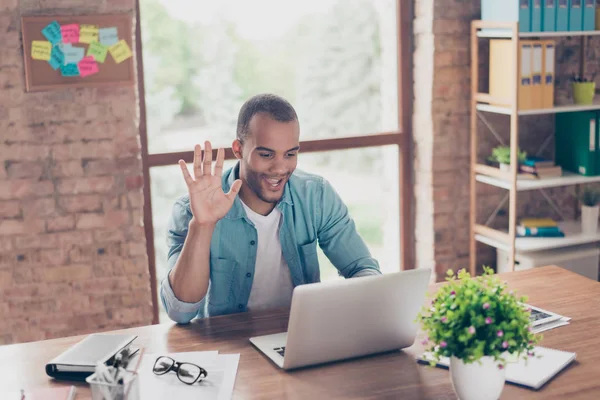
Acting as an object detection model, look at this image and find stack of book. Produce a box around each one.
[517,218,565,238]
[520,157,562,179]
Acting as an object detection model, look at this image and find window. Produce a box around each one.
[137,0,413,323]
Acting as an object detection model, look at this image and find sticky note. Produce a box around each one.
[99,27,118,46]
[41,20,62,45]
[63,46,85,64]
[109,40,132,64]
[79,24,99,44]
[60,63,79,77]
[87,41,108,63]
[61,24,79,44]
[57,42,72,52]
[48,46,65,70]
[78,56,99,77]
[31,40,52,61]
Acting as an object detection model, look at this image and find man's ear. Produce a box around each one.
[231,139,243,159]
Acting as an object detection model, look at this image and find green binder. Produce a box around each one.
[555,111,600,176]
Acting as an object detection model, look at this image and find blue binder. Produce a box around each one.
[532,0,543,30]
[543,0,557,31]
[583,0,596,30]
[569,0,584,30]
[556,0,570,30]
[520,0,532,31]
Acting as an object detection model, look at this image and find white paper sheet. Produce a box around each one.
[138,351,239,400]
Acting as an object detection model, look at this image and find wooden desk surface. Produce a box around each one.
[1,266,599,399]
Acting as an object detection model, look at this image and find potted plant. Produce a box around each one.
[576,186,600,234]
[488,146,527,172]
[417,267,541,400]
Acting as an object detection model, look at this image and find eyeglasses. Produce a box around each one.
[152,356,207,385]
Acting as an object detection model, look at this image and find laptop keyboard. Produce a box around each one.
[273,346,285,357]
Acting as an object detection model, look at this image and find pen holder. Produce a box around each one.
[572,81,596,105]
[86,370,140,400]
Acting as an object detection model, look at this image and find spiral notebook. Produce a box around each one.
[417,346,576,390]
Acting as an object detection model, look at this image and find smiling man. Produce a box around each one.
[160,94,381,324]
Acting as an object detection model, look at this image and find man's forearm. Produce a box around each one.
[168,219,214,303]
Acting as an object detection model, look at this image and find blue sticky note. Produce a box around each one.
[60,63,80,77]
[63,46,85,64]
[99,27,119,46]
[57,42,72,52]
[48,46,65,70]
[42,20,62,45]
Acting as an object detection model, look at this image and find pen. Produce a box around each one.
[66,386,76,400]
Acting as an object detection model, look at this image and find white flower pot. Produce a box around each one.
[450,356,505,400]
[581,205,599,234]
[499,163,510,172]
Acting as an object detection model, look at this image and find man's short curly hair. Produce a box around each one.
[236,94,298,142]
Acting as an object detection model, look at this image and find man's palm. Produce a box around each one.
[179,142,242,226]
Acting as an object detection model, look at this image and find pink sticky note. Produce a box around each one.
[61,24,80,44]
[77,56,99,77]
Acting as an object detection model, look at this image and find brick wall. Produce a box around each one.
[414,0,600,280]
[0,0,153,345]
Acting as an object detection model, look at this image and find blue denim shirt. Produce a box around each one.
[160,163,381,323]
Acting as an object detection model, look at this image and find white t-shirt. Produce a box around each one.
[241,201,294,312]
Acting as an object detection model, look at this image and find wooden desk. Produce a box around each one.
[1,266,599,399]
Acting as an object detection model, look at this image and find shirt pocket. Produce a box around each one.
[300,240,320,283]
[208,258,236,307]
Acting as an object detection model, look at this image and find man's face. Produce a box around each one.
[237,113,300,204]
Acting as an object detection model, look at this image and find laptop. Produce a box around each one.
[249,268,432,370]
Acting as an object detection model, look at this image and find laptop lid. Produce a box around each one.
[282,268,432,369]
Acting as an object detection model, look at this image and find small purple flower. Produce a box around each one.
[498,364,504,370]
[497,330,504,337]
[421,338,429,345]
[528,351,535,357]
[441,316,448,323]
[502,341,509,349]
[468,326,476,334]
[450,290,456,296]
[485,317,493,324]
[440,341,447,348]
[483,303,490,310]
[528,326,532,332]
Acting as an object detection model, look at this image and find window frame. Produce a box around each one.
[134,0,414,324]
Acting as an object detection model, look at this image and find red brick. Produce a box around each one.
[56,230,94,247]
[94,229,126,243]
[0,219,25,235]
[52,161,84,178]
[0,237,13,252]
[46,215,76,232]
[0,201,21,218]
[0,180,54,200]
[128,241,146,257]
[22,198,56,218]
[115,137,141,158]
[68,245,96,263]
[125,175,143,190]
[14,233,60,250]
[59,194,103,213]
[57,176,115,195]
[43,264,93,283]
[122,193,139,210]
[76,213,105,229]
[0,269,12,288]
[6,161,44,179]
[0,144,51,162]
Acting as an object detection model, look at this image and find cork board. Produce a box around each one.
[21,14,135,92]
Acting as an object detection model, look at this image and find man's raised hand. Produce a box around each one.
[178,141,242,226]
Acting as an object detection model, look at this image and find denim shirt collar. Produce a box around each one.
[223,162,293,220]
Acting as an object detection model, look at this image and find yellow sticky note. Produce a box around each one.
[31,40,52,61]
[109,40,132,64]
[79,24,99,44]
